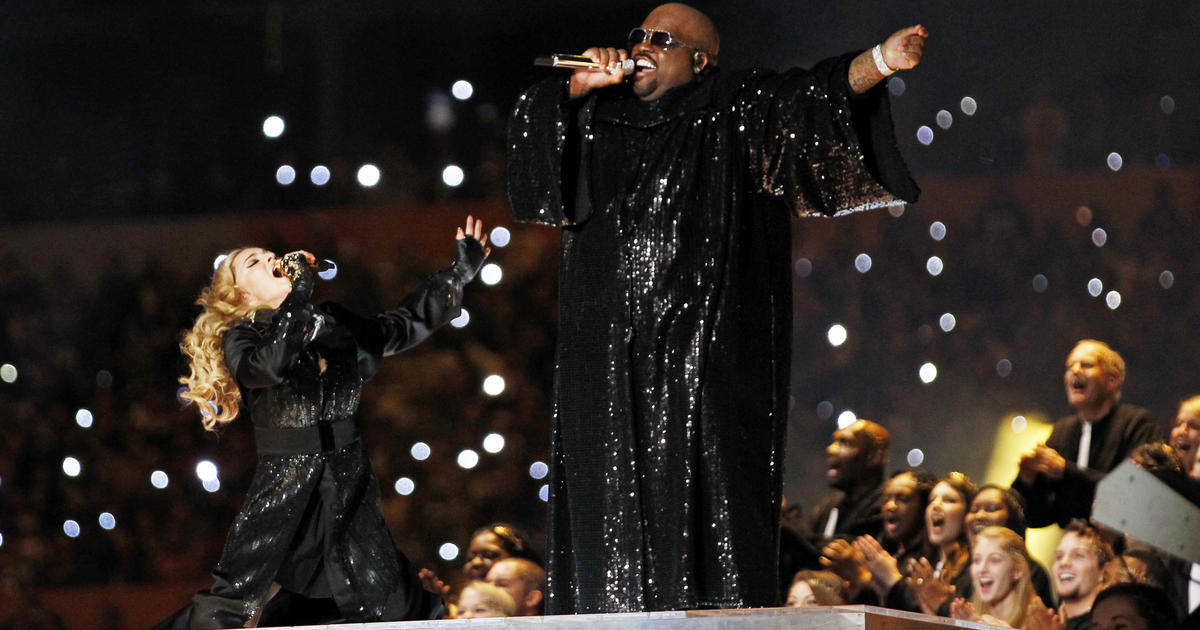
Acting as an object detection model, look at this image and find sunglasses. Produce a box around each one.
[627,28,697,50]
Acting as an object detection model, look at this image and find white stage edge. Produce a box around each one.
[254,606,1002,630]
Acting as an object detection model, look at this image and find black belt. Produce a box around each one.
[254,420,360,455]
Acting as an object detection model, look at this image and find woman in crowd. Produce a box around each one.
[848,469,934,604]
[785,570,846,607]
[950,526,1039,628]
[965,484,1055,608]
[462,522,540,581]
[907,472,976,614]
[154,217,490,629]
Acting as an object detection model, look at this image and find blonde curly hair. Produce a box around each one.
[179,249,263,431]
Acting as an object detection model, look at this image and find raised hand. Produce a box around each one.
[453,215,490,283]
[880,25,930,72]
[854,535,903,595]
[905,557,956,615]
[568,47,630,98]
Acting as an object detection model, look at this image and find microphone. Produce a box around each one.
[534,54,635,75]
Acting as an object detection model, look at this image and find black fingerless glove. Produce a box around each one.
[451,237,487,283]
[278,252,316,303]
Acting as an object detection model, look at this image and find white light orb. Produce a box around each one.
[1105,291,1122,310]
[356,164,381,187]
[836,411,857,430]
[1160,95,1175,115]
[926,256,944,276]
[1106,152,1123,172]
[929,221,947,241]
[482,374,506,396]
[1011,415,1028,433]
[202,478,221,493]
[935,110,953,130]
[63,520,81,538]
[916,126,934,145]
[439,542,460,560]
[919,362,938,384]
[275,165,296,185]
[310,165,331,186]
[75,409,94,428]
[262,115,285,138]
[480,263,503,285]
[529,461,549,479]
[482,433,505,454]
[906,448,925,467]
[410,442,431,461]
[794,258,813,278]
[1091,228,1107,247]
[1032,274,1048,293]
[960,96,978,116]
[938,313,956,333]
[451,80,474,100]
[0,532,4,547]
[62,457,82,477]
[450,309,470,328]
[98,512,117,530]
[195,460,218,482]
[996,359,1013,378]
[150,470,169,489]
[538,484,550,502]
[888,77,906,96]
[827,324,848,347]
[442,165,465,187]
[1159,270,1174,289]
[854,253,872,273]
[489,226,511,247]
[457,449,480,469]
[394,477,415,495]
[0,363,17,384]
[1087,278,1104,297]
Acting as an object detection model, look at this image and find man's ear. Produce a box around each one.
[526,589,544,611]
[692,51,707,74]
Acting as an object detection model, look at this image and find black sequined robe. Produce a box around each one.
[506,54,918,613]
[177,267,464,628]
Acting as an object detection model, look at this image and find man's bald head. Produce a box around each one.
[630,3,721,101]
[644,3,720,60]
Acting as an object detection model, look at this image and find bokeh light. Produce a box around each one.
[262,115,285,138]
[916,126,934,145]
[310,165,331,186]
[996,359,1013,378]
[98,512,116,530]
[906,448,925,467]
[816,401,834,420]
[1087,278,1104,297]
[1011,415,1027,433]
[1159,271,1174,289]
[64,520,81,538]
[888,77,906,96]
[1106,152,1123,171]
[960,96,978,116]
[195,460,218,482]
[457,449,480,469]
[480,263,502,285]
[451,80,474,101]
[0,363,17,384]
[929,221,946,241]
[1105,291,1122,310]
[150,470,169,489]
[538,484,550,502]
[442,165,464,187]
[75,408,94,428]
[854,253,872,273]
[836,411,857,429]
[1032,274,1048,293]
[935,110,953,130]
[919,362,938,384]
[1091,228,1107,247]
[62,457,81,477]
[439,543,460,560]
[450,308,471,328]
[827,324,847,347]
[529,461,549,479]
[794,258,813,278]
[202,478,221,493]
[926,256,944,276]
[483,374,506,396]
[275,165,296,185]
[489,226,511,247]
[1160,95,1175,115]
[356,164,381,187]
[394,477,415,495]
[482,433,505,454]
[938,313,956,333]
[410,442,431,461]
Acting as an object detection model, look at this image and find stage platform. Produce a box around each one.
[255,606,1001,630]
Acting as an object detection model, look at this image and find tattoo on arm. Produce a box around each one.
[848,50,883,95]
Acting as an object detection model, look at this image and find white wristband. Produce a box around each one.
[872,44,895,76]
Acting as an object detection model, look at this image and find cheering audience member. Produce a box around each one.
[461,523,539,581]
[456,581,516,619]
[843,469,934,604]
[785,570,847,607]
[965,484,1055,608]
[1170,395,1200,479]
[1029,521,1114,630]
[1013,340,1160,527]
[950,526,1040,629]
[1089,582,1180,630]
[486,558,546,617]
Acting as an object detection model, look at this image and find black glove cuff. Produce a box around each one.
[452,237,487,283]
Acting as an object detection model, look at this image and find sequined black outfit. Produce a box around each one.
[160,239,485,629]
[507,55,918,613]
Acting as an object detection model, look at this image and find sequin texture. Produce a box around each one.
[507,54,917,613]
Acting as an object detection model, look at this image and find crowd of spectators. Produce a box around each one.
[1,167,1198,628]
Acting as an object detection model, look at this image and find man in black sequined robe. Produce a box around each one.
[506,3,925,612]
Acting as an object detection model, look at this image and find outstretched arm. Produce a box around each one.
[848,25,929,94]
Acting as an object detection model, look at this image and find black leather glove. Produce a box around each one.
[451,237,487,283]
[278,252,316,303]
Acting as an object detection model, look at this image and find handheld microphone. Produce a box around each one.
[534,54,635,76]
